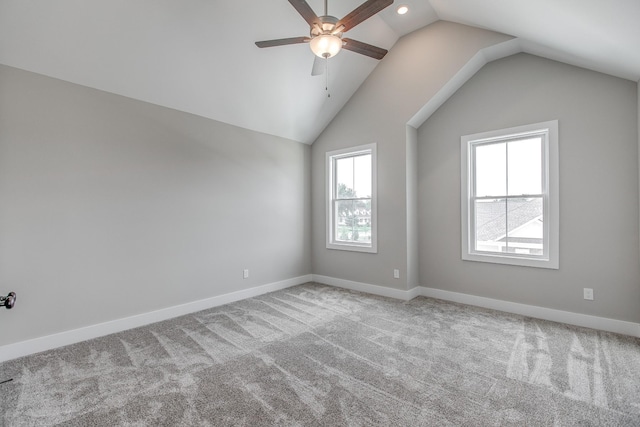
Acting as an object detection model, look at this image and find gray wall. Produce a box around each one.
[418,53,640,322]
[311,21,511,289]
[0,65,311,346]
[406,126,419,289]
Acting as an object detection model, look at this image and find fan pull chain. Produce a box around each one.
[325,57,330,98]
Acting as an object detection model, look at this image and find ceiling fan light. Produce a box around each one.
[310,34,343,58]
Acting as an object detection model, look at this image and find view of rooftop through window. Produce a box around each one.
[473,136,544,255]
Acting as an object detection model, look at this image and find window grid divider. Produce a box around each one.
[461,120,558,269]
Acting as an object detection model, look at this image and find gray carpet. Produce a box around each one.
[1,283,639,426]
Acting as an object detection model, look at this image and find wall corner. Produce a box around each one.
[406,125,419,289]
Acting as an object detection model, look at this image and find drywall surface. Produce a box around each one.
[311,21,511,289]
[418,53,640,322]
[0,65,311,346]
[406,126,419,289]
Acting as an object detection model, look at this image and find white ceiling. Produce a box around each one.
[0,1,638,144]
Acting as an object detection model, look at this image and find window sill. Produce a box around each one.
[327,242,377,253]
[462,252,558,269]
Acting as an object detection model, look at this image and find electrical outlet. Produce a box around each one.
[583,288,594,301]
[243,269,249,279]
[393,269,400,279]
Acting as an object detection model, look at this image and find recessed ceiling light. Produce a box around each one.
[397,5,409,15]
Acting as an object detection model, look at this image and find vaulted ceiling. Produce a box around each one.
[1,0,638,144]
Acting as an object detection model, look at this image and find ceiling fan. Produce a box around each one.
[256,0,393,75]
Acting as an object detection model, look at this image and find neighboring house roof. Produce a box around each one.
[476,198,542,242]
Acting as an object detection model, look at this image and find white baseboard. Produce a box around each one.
[4,275,637,363]
[312,275,640,338]
[312,274,420,301]
[0,275,312,363]
[420,287,640,337]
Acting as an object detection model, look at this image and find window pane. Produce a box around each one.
[507,197,543,255]
[508,137,542,196]
[327,144,377,253]
[474,198,506,253]
[475,142,506,197]
[335,199,371,243]
[353,154,372,198]
[336,157,354,198]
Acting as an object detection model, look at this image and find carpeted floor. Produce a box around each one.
[1,283,639,426]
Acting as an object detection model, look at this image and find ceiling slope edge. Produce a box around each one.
[0,62,311,147]
[408,37,640,130]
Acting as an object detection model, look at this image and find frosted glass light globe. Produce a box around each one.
[310,34,343,58]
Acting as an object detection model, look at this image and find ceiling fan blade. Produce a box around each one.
[255,36,310,48]
[311,55,325,76]
[342,38,388,60]
[288,0,320,27]
[336,0,393,33]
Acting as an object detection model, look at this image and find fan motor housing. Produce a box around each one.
[311,16,342,37]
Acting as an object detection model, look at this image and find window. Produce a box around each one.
[461,121,558,269]
[326,144,377,253]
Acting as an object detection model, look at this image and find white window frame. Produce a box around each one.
[461,121,559,269]
[326,143,377,253]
